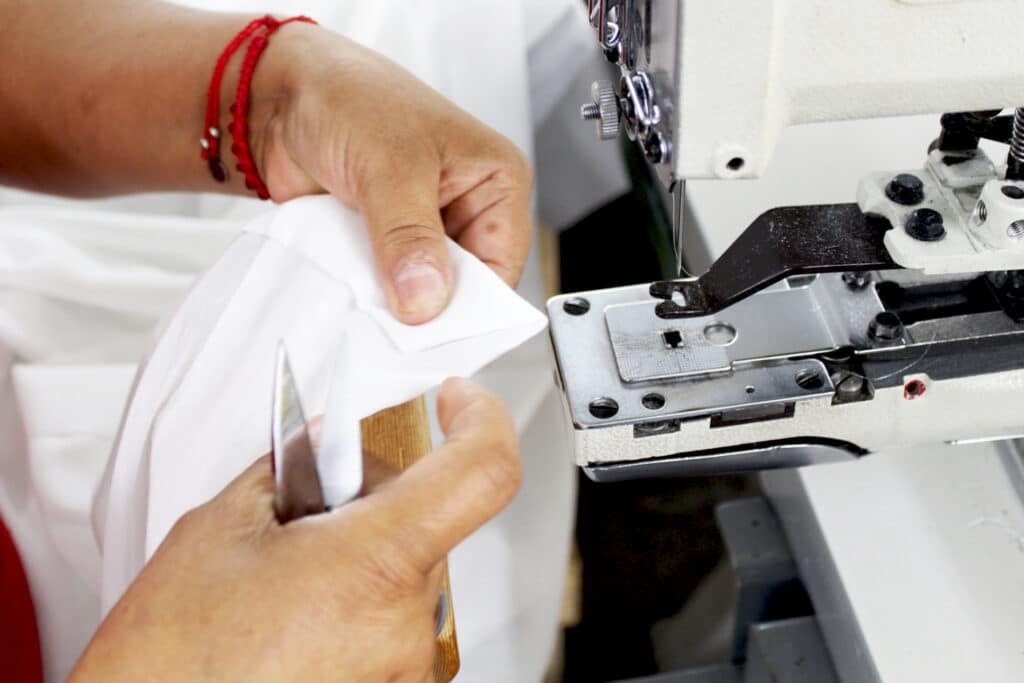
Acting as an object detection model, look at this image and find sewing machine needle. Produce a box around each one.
[672,180,687,277]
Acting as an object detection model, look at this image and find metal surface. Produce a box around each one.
[621,499,842,683]
[271,344,325,524]
[1007,108,1024,180]
[759,468,880,683]
[579,0,679,181]
[606,286,836,382]
[759,442,1024,682]
[744,618,839,683]
[672,182,687,276]
[550,279,838,432]
[860,148,1024,274]
[580,3,1024,183]
[650,205,898,318]
[717,498,807,662]
[580,80,621,140]
[549,267,1024,469]
[584,443,858,482]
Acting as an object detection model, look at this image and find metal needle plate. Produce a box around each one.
[548,281,842,431]
[605,286,837,382]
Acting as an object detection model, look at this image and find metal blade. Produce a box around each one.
[271,342,325,523]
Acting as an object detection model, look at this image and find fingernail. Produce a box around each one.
[394,258,448,319]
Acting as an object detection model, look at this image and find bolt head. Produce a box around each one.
[905,208,946,242]
[842,271,872,290]
[644,132,669,164]
[886,174,924,206]
[834,373,866,402]
[868,311,904,343]
[562,297,591,316]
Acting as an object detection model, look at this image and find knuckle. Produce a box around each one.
[380,222,443,252]
[355,539,424,599]
[475,433,522,506]
[494,137,533,187]
[511,147,534,187]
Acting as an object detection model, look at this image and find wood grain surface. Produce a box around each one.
[360,396,459,682]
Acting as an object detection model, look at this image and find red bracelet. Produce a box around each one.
[201,15,317,199]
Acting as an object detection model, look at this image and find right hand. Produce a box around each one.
[70,378,521,682]
[251,22,535,325]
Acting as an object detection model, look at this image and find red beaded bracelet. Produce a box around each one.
[201,15,317,199]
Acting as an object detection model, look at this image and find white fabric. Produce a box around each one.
[0,206,238,680]
[96,195,547,606]
[0,2,589,681]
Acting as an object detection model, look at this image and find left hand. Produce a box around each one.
[69,378,521,682]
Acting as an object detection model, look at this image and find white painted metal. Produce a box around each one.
[674,0,1024,179]
[572,368,1024,466]
[971,178,1024,249]
[858,149,1024,274]
[762,441,1024,683]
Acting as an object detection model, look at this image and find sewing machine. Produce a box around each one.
[548,2,1024,681]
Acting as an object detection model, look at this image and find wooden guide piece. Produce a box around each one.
[360,396,459,682]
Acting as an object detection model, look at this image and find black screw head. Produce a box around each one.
[1002,185,1024,200]
[563,297,591,315]
[795,369,825,390]
[868,311,904,342]
[642,393,666,410]
[644,132,667,164]
[589,397,619,419]
[905,208,946,242]
[886,174,925,206]
[842,271,872,291]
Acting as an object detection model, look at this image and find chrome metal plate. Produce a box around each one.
[549,282,837,430]
[605,286,837,382]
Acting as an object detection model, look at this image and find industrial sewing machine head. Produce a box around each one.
[548,0,1024,480]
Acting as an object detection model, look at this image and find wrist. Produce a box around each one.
[243,21,318,197]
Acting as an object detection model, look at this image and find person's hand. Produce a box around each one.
[69,378,521,682]
[252,24,534,325]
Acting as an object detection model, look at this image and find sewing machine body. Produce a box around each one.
[552,3,1024,681]
[557,0,1024,473]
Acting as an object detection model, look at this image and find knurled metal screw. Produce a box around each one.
[905,208,946,242]
[885,174,925,206]
[868,311,904,342]
[580,80,621,141]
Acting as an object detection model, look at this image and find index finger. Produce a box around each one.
[440,141,533,287]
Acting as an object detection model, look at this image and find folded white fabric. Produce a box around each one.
[94,195,547,611]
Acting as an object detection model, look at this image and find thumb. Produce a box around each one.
[348,378,521,574]
[356,154,453,325]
